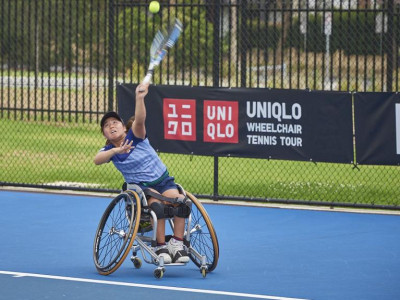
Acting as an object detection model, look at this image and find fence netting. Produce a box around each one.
[0,0,399,208]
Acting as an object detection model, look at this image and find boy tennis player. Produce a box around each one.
[94,82,189,264]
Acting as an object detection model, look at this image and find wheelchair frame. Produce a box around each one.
[93,184,219,279]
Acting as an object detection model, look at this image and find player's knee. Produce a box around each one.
[150,202,166,219]
[176,203,191,218]
[150,201,191,219]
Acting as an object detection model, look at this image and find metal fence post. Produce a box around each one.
[213,156,219,201]
[108,0,115,111]
[240,0,247,87]
[213,0,221,87]
[386,0,395,92]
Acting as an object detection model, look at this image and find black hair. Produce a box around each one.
[125,116,135,131]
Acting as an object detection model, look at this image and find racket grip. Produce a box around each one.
[142,72,153,84]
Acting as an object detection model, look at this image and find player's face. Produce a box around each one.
[102,117,125,141]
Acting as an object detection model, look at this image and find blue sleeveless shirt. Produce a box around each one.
[99,130,167,184]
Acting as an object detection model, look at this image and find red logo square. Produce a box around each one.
[163,98,196,141]
[203,100,239,143]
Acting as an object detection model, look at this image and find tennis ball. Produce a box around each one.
[149,1,160,14]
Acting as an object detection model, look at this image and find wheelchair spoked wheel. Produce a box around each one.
[186,192,219,272]
[93,191,141,275]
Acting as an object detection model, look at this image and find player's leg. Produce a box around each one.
[172,216,185,239]
[147,193,171,264]
[162,188,190,263]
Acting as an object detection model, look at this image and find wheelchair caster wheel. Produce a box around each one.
[200,267,207,278]
[131,257,142,269]
[154,268,164,279]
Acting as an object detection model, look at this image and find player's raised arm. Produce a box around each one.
[131,82,149,139]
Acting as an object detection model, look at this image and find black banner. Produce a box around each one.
[117,84,354,163]
[354,92,400,165]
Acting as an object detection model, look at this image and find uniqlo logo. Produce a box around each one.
[204,100,239,143]
[163,98,196,141]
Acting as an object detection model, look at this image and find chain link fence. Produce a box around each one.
[1,0,399,209]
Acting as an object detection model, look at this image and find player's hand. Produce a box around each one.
[136,82,149,97]
[115,139,133,154]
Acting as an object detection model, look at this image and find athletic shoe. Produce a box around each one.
[154,245,172,264]
[167,238,190,263]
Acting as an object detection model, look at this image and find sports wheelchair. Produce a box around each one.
[93,183,219,279]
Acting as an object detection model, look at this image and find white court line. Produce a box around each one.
[0,270,309,300]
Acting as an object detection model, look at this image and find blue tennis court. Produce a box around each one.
[0,189,399,300]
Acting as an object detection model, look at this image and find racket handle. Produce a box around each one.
[142,72,153,84]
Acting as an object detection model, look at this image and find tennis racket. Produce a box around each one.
[142,18,183,84]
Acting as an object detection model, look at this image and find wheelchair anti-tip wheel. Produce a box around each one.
[186,192,219,273]
[93,191,141,275]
